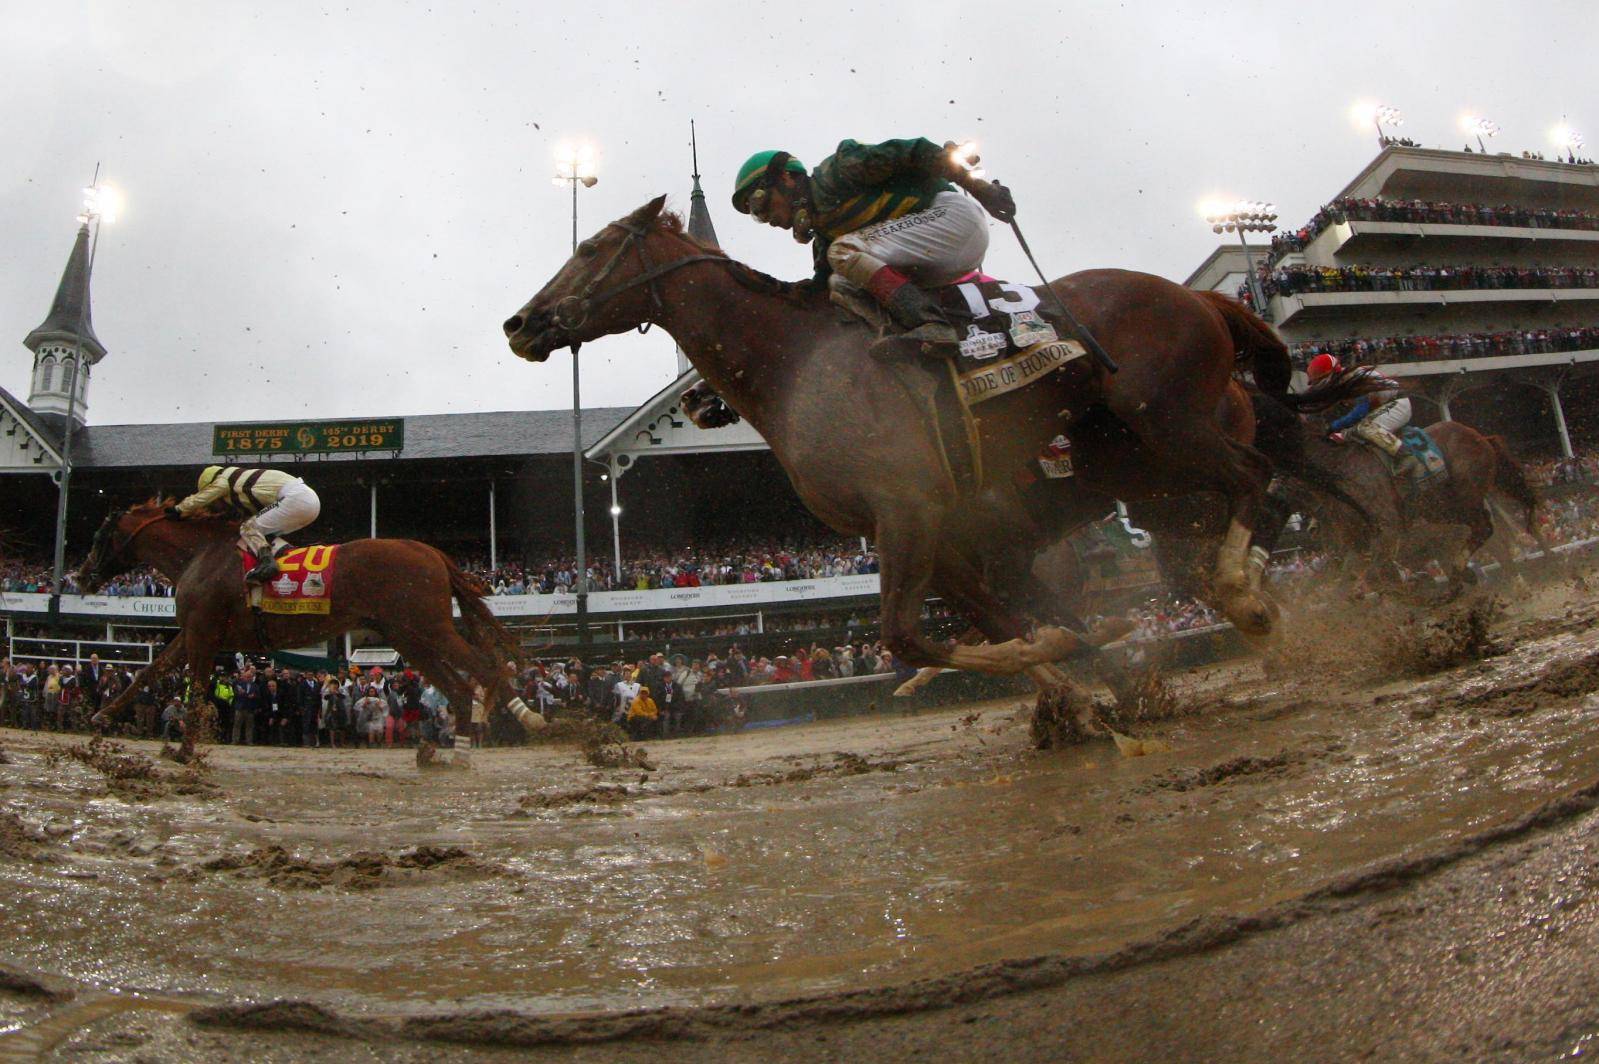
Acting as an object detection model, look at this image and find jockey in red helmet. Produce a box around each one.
[1306,353,1341,384]
[1303,355,1415,470]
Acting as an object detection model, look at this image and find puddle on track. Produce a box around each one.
[4,607,1599,1020]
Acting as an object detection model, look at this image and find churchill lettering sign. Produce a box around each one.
[212,418,405,456]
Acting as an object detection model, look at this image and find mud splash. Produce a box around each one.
[1377,595,1505,675]
[0,810,54,863]
[43,735,217,801]
[190,844,497,891]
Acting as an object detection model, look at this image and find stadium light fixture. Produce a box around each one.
[1551,124,1586,160]
[1350,101,1404,147]
[553,143,599,187]
[1461,115,1500,153]
[553,139,601,644]
[79,183,121,225]
[1200,199,1278,315]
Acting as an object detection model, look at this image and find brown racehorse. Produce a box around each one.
[78,501,544,741]
[1249,391,1543,597]
[503,197,1289,714]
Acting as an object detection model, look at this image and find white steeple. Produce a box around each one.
[24,223,107,435]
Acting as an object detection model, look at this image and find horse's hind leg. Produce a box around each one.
[1125,421,1278,637]
[1447,503,1496,597]
[389,623,543,734]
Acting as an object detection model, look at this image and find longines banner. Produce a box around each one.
[480,574,883,617]
[212,418,405,456]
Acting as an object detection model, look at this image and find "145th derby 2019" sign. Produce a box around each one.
[212,418,405,456]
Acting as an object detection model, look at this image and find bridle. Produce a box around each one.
[551,219,726,335]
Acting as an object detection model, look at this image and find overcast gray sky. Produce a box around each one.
[3,0,1595,427]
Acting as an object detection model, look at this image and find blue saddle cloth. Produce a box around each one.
[1399,427,1448,483]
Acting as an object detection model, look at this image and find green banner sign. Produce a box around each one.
[212,418,405,456]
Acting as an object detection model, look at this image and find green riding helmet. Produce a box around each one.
[732,149,808,214]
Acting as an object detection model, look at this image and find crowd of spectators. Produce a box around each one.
[1534,492,1599,546]
[0,655,468,749]
[1,562,60,594]
[470,538,879,595]
[0,563,170,596]
[1289,325,1599,369]
[1270,196,1599,257]
[0,642,918,745]
[1524,452,1599,488]
[2,539,881,599]
[1242,263,1599,306]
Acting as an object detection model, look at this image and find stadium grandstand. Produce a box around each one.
[1187,143,1599,458]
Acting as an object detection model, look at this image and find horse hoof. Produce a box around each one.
[1222,587,1275,637]
[1030,683,1098,749]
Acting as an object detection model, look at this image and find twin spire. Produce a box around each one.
[23,222,107,434]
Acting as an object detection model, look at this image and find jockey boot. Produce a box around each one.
[1356,424,1419,477]
[865,267,958,360]
[240,523,278,584]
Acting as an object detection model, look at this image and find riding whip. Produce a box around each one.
[1009,219,1119,374]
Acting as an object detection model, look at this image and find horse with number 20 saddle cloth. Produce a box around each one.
[241,544,339,615]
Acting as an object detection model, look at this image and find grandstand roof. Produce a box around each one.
[71,406,634,469]
[0,384,64,471]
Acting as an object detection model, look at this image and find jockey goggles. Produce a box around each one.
[746,186,773,221]
[743,151,804,221]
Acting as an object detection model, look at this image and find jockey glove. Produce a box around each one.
[971,180,1017,222]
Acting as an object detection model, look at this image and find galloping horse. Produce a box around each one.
[79,501,542,737]
[503,196,1290,713]
[1250,392,1543,597]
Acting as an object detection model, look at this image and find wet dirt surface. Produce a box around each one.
[6,581,1599,1059]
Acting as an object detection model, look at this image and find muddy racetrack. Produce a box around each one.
[6,581,1599,1060]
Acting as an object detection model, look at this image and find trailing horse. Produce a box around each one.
[78,501,543,742]
[1251,380,1543,597]
[504,196,1290,724]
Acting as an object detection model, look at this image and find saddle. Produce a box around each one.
[832,274,1090,496]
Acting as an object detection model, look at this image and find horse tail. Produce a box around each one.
[1195,289,1292,398]
[1484,434,1539,533]
[441,551,522,669]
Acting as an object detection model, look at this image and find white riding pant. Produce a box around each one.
[247,478,321,538]
[826,191,990,289]
[1364,398,1412,435]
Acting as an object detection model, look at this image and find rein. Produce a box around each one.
[553,220,727,333]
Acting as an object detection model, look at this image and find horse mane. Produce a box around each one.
[126,497,232,527]
[1276,366,1397,415]
[655,211,824,306]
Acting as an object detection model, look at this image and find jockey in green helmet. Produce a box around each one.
[731,138,1016,359]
